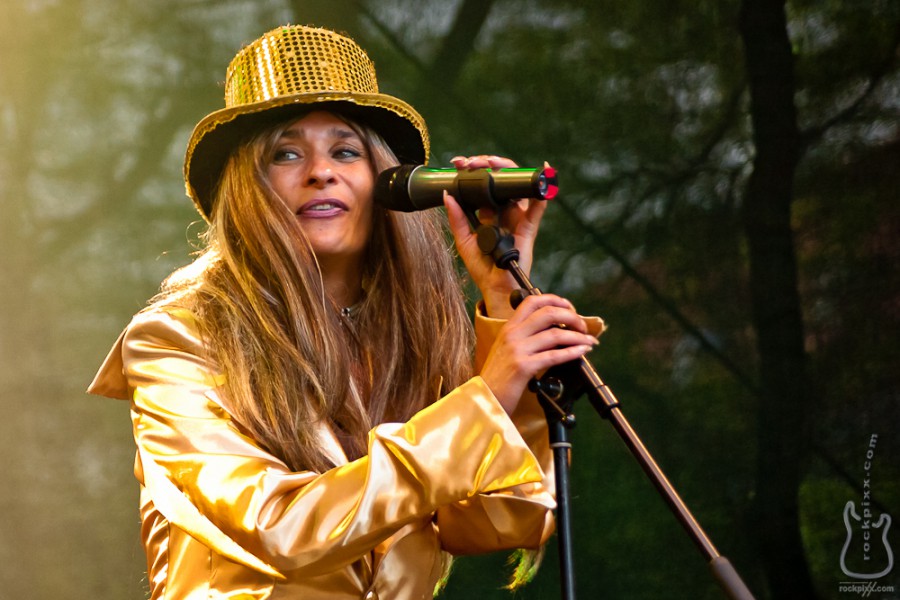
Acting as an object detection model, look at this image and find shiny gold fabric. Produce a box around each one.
[88,306,572,599]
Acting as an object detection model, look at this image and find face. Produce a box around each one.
[266,111,375,268]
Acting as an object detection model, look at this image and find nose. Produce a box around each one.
[304,155,337,188]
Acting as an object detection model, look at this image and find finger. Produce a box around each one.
[485,155,518,169]
[508,196,547,228]
[442,192,470,238]
[519,326,598,353]
[508,201,546,249]
[452,155,488,170]
[451,155,519,171]
[525,344,595,373]
[518,306,592,337]
[450,156,471,169]
[495,339,594,381]
[507,294,578,322]
[498,200,530,232]
[503,303,592,344]
[524,195,548,223]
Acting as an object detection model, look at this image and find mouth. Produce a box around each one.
[296,198,349,218]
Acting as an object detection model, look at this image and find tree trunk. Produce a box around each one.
[429,0,495,87]
[738,1,817,598]
[407,0,495,114]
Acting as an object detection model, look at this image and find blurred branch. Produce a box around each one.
[355,0,495,91]
[812,443,895,517]
[607,82,747,233]
[39,96,196,260]
[554,194,762,396]
[800,20,900,149]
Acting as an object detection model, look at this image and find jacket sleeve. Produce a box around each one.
[109,307,548,577]
[435,304,607,554]
[435,304,557,554]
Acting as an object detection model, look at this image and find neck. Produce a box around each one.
[318,255,363,309]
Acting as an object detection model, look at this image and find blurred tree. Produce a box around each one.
[738,1,814,598]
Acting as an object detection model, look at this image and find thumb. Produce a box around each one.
[443,191,472,242]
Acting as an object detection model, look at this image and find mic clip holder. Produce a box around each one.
[461,205,521,271]
[530,374,577,429]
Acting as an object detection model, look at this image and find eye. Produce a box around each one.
[333,146,364,160]
[272,147,301,163]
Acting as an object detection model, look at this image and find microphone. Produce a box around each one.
[374,164,558,212]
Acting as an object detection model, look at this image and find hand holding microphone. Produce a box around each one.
[375,153,560,320]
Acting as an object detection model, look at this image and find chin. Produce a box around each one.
[310,245,366,265]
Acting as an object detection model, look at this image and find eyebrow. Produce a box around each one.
[278,126,360,141]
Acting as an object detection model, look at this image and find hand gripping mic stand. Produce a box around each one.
[457,199,756,600]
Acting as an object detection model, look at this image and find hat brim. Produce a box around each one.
[184,92,428,218]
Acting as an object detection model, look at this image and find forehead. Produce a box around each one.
[279,110,363,140]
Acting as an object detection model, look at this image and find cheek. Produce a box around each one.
[353,169,376,235]
[355,168,375,204]
[267,170,285,198]
[267,168,296,205]
[357,201,376,242]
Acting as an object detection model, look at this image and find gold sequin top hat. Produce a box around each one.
[184,25,430,219]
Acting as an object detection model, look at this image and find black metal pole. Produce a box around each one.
[547,413,577,599]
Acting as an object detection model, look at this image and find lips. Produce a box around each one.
[296,198,349,218]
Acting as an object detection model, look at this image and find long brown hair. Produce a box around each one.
[155,111,473,472]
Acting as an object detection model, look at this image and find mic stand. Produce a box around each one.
[468,216,756,600]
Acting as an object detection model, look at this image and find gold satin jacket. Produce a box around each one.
[88,306,581,599]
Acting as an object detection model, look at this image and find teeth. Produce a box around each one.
[309,203,337,211]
